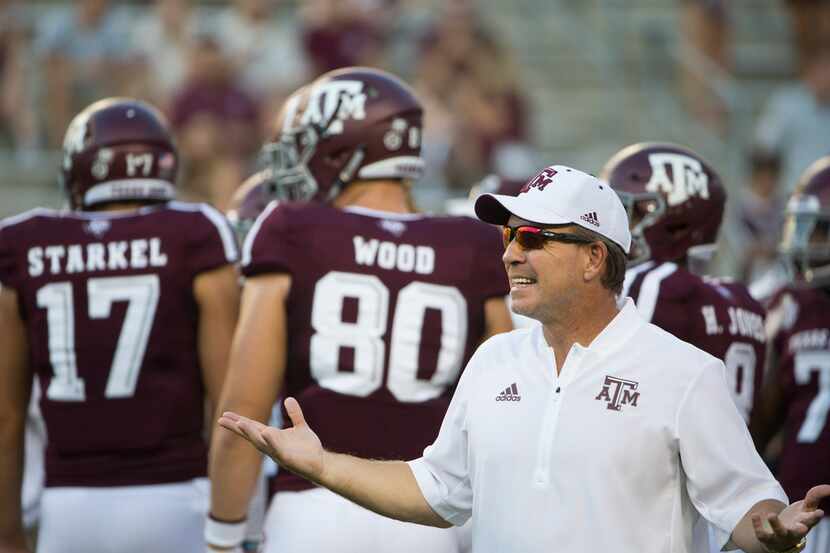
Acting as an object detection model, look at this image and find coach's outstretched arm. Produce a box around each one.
[218,399,451,529]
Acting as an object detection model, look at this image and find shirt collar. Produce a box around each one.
[586,297,645,356]
[530,298,645,382]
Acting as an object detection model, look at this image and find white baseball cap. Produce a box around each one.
[474,164,632,254]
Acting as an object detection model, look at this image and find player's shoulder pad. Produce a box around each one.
[0,207,57,232]
[637,262,697,302]
[167,201,238,263]
[431,214,504,245]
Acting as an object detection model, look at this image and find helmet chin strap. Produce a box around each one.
[327,147,366,202]
[626,233,653,267]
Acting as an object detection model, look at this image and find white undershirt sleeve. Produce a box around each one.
[676,360,788,550]
[407,350,480,526]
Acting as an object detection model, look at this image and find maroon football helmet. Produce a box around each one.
[780,156,830,287]
[226,169,278,243]
[260,67,424,203]
[600,142,726,266]
[60,97,178,210]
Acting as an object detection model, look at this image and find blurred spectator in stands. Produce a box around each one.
[169,28,261,210]
[755,44,830,194]
[414,0,528,191]
[130,0,201,110]
[726,148,784,284]
[215,0,309,124]
[299,0,388,77]
[677,0,732,135]
[784,0,830,74]
[0,1,38,163]
[36,0,134,147]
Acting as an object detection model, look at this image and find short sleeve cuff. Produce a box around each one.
[712,483,789,551]
[407,458,470,527]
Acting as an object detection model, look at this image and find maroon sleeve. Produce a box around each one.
[183,204,239,275]
[0,224,20,292]
[241,202,293,277]
[472,222,509,299]
[766,288,791,354]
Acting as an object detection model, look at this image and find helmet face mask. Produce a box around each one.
[261,124,325,202]
[780,192,830,287]
[261,67,424,204]
[617,190,666,266]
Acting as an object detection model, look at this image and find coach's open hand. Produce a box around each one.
[218,398,324,482]
[752,485,830,552]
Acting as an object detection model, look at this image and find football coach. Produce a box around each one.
[218,165,829,553]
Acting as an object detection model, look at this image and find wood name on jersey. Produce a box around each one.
[353,235,435,275]
[700,304,765,342]
[27,238,168,277]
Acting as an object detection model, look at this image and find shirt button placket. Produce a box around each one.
[533,354,566,488]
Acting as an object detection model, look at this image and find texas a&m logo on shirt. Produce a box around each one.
[594,375,640,411]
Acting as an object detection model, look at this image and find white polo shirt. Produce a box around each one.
[408,299,786,553]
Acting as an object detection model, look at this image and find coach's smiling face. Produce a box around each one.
[502,215,590,325]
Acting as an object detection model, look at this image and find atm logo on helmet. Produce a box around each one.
[594,375,640,411]
[646,153,709,207]
[283,80,368,137]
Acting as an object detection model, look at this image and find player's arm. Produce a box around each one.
[207,274,289,548]
[750,341,786,456]
[219,400,451,528]
[482,296,513,340]
[0,287,33,552]
[194,264,241,431]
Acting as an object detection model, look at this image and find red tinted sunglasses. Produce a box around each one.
[502,225,595,250]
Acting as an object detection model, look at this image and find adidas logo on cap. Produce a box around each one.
[580,211,600,227]
[495,382,521,402]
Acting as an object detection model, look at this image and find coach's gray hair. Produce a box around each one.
[570,226,627,295]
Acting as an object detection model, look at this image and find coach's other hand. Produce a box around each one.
[751,484,830,552]
[218,397,324,483]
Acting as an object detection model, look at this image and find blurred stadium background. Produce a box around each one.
[1,0,826,282]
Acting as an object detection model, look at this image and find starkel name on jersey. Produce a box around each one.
[646,153,709,206]
[27,238,168,277]
[353,235,435,274]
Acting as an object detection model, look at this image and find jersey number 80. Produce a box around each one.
[310,271,468,403]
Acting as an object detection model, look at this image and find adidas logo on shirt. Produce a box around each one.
[495,383,521,402]
[580,211,600,227]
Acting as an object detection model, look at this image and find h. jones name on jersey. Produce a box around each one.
[27,238,168,277]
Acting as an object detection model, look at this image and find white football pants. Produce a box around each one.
[261,487,460,553]
[37,478,209,553]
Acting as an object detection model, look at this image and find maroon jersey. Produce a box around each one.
[242,202,509,491]
[0,202,238,487]
[624,261,767,423]
[767,286,830,511]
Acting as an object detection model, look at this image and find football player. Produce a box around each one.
[602,144,769,553]
[226,169,277,245]
[0,98,240,553]
[602,143,766,424]
[207,67,513,553]
[751,156,830,553]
